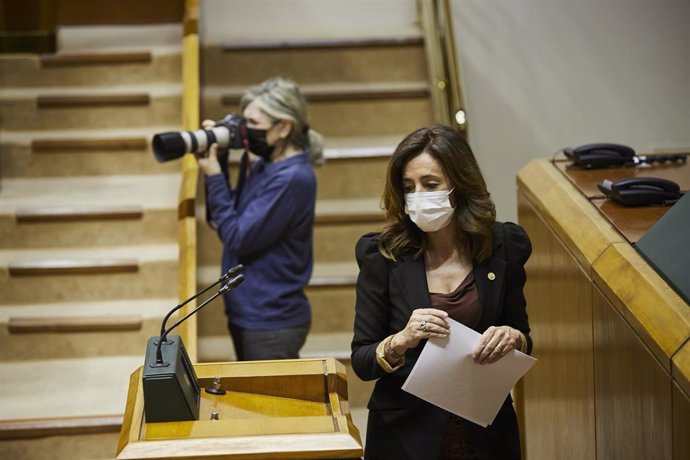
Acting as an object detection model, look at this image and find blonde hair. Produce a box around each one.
[240,77,324,166]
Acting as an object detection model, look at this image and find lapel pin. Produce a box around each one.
[487,272,496,281]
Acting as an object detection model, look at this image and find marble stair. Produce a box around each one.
[0,25,184,459]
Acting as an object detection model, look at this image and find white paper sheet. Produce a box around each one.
[401,318,537,427]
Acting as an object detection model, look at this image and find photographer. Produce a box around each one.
[197,77,323,361]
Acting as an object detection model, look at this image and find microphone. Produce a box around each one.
[142,269,245,423]
[158,264,244,338]
[154,273,245,366]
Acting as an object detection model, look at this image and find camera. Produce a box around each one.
[151,114,247,162]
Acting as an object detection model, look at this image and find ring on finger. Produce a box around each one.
[419,320,427,332]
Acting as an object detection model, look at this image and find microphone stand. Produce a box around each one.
[158,264,244,339]
[153,273,244,367]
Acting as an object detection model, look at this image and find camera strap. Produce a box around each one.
[235,150,252,208]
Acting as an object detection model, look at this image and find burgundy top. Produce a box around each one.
[429,272,480,328]
[431,272,481,459]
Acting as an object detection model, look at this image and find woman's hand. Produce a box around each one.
[197,119,222,176]
[390,308,450,354]
[472,325,523,365]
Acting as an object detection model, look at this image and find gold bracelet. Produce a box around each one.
[518,331,528,353]
[385,335,404,360]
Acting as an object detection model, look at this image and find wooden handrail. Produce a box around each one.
[175,0,200,362]
[417,0,467,131]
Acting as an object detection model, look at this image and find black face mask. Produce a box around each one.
[247,127,275,162]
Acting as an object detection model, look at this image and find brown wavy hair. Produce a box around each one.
[379,125,496,262]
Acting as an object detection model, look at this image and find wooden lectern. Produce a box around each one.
[515,158,690,459]
[116,358,363,459]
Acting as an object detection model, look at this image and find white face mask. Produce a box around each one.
[404,189,455,232]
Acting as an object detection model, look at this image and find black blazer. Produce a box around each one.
[351,222,532,460]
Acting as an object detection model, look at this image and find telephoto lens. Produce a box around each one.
[151,114,247,162]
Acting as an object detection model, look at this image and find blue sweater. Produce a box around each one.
[205,152,316,329]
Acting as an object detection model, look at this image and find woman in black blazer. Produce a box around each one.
[351,125,532,460]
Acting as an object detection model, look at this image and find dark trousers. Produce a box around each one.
[228,321,310,361]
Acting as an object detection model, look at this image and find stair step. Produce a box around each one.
[221,35,423,51]
[0,245,178,304]
[219,81,430,105]
[203,31,426,87]
[0,299,174,321]
[40,51,152,68]
[0,355,141,429]
[316,198,384,225]
[0,415,122,440]
[8,315,143,333]
[0,174,180,210]
[57,24,182,53]
[0,126,174,148]
[0,86,182,130]
[205,91,432,138]
[15,205,143,223]
[0,299,173,321]
[1,127,178,178]
[31,137,148,152]
[0,299,174,360]
[324,136,397,160]
[37,94,150,108]
[0,173,179,249]
[0,51,181,88]
[8,258,139,277]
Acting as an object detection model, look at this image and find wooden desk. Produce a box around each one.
[516,159,690,460]
[116,358,363,459]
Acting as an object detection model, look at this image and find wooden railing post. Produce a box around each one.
[417,0,467,133]
[0,0,57,53]
[176,0,201,362]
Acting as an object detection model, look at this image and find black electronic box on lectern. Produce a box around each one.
[142,335,200,423]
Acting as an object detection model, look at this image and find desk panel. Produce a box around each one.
[517,158,690,460]
[673,382,690,460]
[518,191,595,460]
[592,243,690,370]
[593,286,672,460]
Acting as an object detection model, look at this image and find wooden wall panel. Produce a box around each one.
[518,191,596,460]
[56,0,183,25]
[673,382,690,460]
[592,287,673,460]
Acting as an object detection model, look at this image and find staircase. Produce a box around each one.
[0,1,437,455]
[0,25,184,458]
[194,0,435,436]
